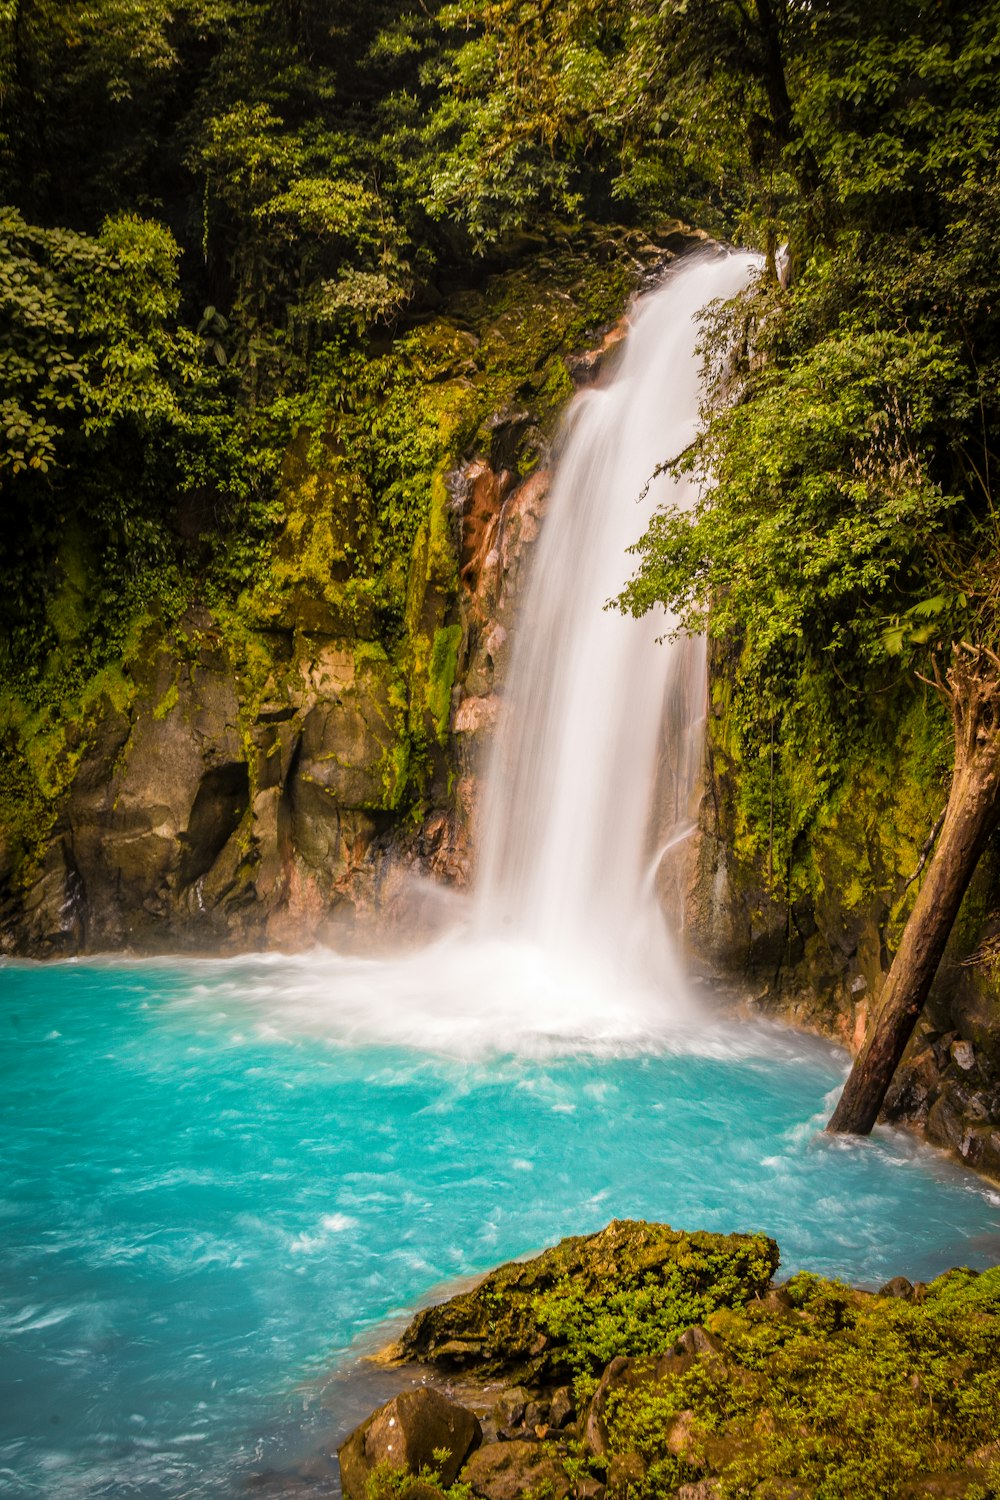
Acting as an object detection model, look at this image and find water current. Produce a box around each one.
[4,956,1000,1497]
[4,255,1000,1497]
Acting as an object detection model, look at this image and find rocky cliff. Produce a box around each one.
[0,224,701,957]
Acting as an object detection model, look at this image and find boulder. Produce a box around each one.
[606,1451,647,1495]
[878,1276,915,1300]
[338,1387,481,1500]
[548,1385,574,1429]
[395,1221,777,1383]
[491,1386,530,1434]
[460,1439,572,1500]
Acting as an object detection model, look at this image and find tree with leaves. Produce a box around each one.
[610,0,1000,1132]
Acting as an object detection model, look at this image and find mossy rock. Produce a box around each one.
[392,1220,779,1382]
[595,1264,1000,1500]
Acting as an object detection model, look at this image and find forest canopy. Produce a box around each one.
[2,0,999,891]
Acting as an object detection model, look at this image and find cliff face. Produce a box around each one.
[0,225,698,957]
[686,639,1000,1180]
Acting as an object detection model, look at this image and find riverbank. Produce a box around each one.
[289,1220,1000,1500]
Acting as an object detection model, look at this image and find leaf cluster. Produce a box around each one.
[601,1266,1000,1499]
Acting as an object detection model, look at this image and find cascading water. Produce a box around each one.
[474,250,759,990]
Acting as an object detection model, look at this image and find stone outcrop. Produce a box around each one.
[2,621,414,954]
[387,1219,777,1384]
[315,1222,1000,1500]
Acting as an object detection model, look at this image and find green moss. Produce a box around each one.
[152,681,179,720]
[598,1264,1000,1500]
[45,524,93,650]
[427,624,463,745]
[425,469,460,594]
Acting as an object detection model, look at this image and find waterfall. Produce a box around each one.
[166,252,763,1058]
[473,251,760,997]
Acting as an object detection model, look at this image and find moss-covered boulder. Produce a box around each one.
[389,1220,779,1384]
[338,1387,482,1500]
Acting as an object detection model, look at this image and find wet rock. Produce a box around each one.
[524,1397,549,1430]
[177,762,250,887]
[951,1039,976,1071]
[675,1482,720,1500]
[460,1439,572,1500]
[491,1386,529,1433]
[927,1093,966,1155]
[338,1387,481,1500]
[956,1123,1000,1175]
[453,695,500,736]
[565,321,628,387]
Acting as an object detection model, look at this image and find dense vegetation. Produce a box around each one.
[5,1,999,883]
[3,0,1000,1011]
[0,0,658,886]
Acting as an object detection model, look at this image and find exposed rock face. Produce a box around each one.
[2,623,413,954]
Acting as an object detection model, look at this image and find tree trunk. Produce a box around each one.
[826,646,1000,1136]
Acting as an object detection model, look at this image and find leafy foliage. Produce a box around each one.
[600,1266,1000,1500]
[0,206,206,476]
[534,1232,778,1376]
[3,0,1000,907]
[612,0,1000,893]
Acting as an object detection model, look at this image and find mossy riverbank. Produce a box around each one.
[317,1220,1000,1500]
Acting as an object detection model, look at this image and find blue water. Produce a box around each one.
[2,952,999,1498]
